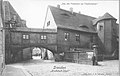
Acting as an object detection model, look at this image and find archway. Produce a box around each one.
[6,46,56,64]
[32,47,42,59]
[32,47,54,60]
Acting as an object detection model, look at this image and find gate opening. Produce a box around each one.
[32,47,54,60]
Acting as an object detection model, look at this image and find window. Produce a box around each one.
[99,25,103,31]
[44,35,47,39]
[47,21,50,26]
[23,34,29,39]
[64,32,69,41]
[75,34,80,41]
[26,35,29,39]
[9,24,12,28]
[97,22,104,31]
[41,35,47,40]
[23,35,26,39]
[41,35,44,39]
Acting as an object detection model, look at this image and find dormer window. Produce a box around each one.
[79,24,89,29]
[61,13,70,17]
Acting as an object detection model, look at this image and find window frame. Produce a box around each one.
[75,34,80,41]
[47,21,50,26]
[22,34,29,40]
[40,34,47,40]
[99,25,103,31]
[64,32,69,41]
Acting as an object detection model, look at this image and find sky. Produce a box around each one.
[4,0,119,28]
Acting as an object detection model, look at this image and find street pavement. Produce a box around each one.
[2,65,27,76]
[2,59,119,76]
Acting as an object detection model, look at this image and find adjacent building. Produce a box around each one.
[93,13,119,59]
[3,1,27,63]
[43,5,119,61]
[0,0,5,75]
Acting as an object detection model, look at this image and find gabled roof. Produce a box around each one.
[49,6,97,33]
[4,1,27,27]
[4,1,21,22]
[93,12,117,25]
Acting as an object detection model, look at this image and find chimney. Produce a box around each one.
[70,7,73,14]
[78,11,81,14]
[98,16,101,18]
[57,4,60,9]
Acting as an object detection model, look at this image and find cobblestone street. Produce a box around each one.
[3,59,119,76]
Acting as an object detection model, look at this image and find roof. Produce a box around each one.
[4,1,21,21]
[4,1,27,27]
[93,12,117,25]
[49,6,97,33]
[11,27,57,33]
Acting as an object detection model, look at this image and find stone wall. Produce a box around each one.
[64,51,93,65]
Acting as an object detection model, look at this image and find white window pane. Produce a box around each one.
[26,35,29,39]
[64,32,69,41]
[23,35,26,39]
[44,35,46,39]
[41,35,44,39]
[67,33,69,36]
[10,24,12,28]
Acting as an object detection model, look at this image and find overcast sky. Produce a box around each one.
[5,0,119,28]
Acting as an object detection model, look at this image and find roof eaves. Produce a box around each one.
[57,25,97,33]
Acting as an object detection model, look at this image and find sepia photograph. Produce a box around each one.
[0,0,119,76]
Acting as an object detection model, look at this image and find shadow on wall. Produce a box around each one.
[23,48,32,60]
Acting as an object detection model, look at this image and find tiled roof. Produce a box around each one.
[49,6,97,33]
[93,12,117,25]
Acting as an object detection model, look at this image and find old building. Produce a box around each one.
[3,1,28,63]
[2,1,119,64]
[43,5,119,62]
